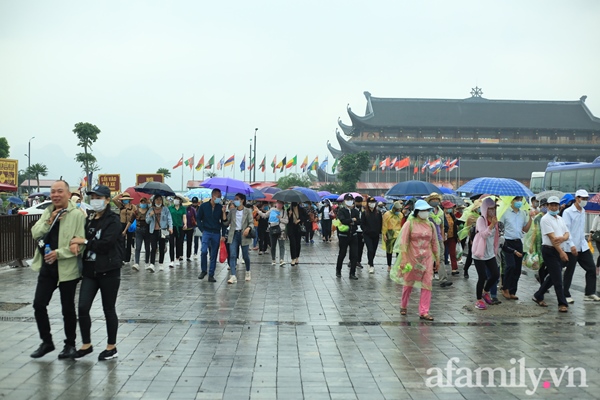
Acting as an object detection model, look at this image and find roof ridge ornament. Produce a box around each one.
[470,86,483,98]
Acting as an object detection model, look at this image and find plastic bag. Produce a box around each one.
[456,242,463,260]
[589,240,594,254]
[524,252,540,270]
[128,219,136,233]
[219,240,228,263]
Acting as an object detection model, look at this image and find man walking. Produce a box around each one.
[354,196,365,268]
[196,189,227,283]
[500,196,531,300]
[30,180,86,359]
[562,189,600,303]
[426,193,452,288]
[336,194,360,280]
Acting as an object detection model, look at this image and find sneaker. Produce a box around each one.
[369,266,375,274]
[280,259,285,266]
[451,271,460,276]
[227,275,237,284]
[198,271,207,280]
[271,260,276,266]
[357,262,363,269]
[491,298,502,305]
[193,254,198,260]
[158,264,164,271]
[245,272,251,281]
[482,292,493,305]
[566,297,575,304]
[186,258,191,262]
[440,281,453,288]
[98,348,118,361]
[433,273,440,280]
[240,258,245,264]
[208,275,216,282]
[349,275,358,280]
[146,264,155,273]
[475,300,487,310]
[169,262,174,268]
[58,344,77,360]
[132,263,139,271]
[258,251,263,255]
[30,342,55,358]
[310,240,314,244]
[583,294,600,301]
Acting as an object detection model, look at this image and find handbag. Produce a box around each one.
[246,226,256,239]
[299,224,307,233]
[193,227,202,237]
[160,228,170,239]
[592,231,600,242]
[219,240,228,263]
[269,224,282,237]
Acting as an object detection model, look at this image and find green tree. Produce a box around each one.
[73,122,101,190]
[277,173,313,189]
[157,168,172,179]
[27,163,49,191]
[0,137,9,158]
[318,182,343,194]
[336,151,370,193]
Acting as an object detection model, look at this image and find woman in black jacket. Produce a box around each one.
[287,202,308,266]
[361,196,383,274]
[69,185,123,361]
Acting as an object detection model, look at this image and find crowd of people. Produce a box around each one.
[25,180,600,361]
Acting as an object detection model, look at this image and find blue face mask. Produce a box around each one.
[140,204,148,209]
[214,198,222,204]
[540,207,547,213]
[233,200,241,207]
[76,203,81,208]
[548,210,559,216]
[513,201,523,209]
[123,200,130,205]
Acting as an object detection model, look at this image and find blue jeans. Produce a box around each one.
[201,231,221,275]
[229,231,250,275]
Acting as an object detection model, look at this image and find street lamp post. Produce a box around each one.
[26,136,35,194]
[253,128,257,183]
[249,139,252,183]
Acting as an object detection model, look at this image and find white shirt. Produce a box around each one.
[322,206,330,220]
[540,213,569,251]
[562,204,589,252]
[235,209,244,230]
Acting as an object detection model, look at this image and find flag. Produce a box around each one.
[217,155,225,170]
[259,156,266,172]
[248,157,254,171]
[332,158,339,173]
[413,164,418,174]
[371,156,380,171]
[184,156,194,170]
[271,156,277,173]
[319,157,328,171]
[224,155,235,168]
[300,156,309,172]
[286,155,297,169]
[448,159,460,171]
[380,157,390,171]
[421,159,430,173]
[396,157,410,170]
[240,156,246,172]
[278,157,287,172]
[205,155,214,169]
[429,158,442,171]
[441,159,450,170]
[173,157,183,169]
[195,155,205,171]
[390,157,398,170]
[310,156,319,171]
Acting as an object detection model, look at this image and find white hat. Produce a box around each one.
[547,196,560,204]
[575,189,589,198]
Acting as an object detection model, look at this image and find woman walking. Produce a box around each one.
[129,198,151,271]
[223,193,254,283]
[69,185,122,361]
[168,195,187,268]
[471,197,501,310]
[287,202,308,266]
[390,200,439,321]
[319,200,334,242]
[382,201,404,271]
[146,195,173,272]
[257,202,270,255]
[185,197,201,260]
[361,196,383,274]
[113,192,137,265]
[257,201,289,266]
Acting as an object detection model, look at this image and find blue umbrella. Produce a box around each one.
[317,191,331,197]
[322,194,341,201]
[438,186,456,194]
[385,181,442,197]
[292,187,321,202]
[225,188,265,200]
[8,196,24,205]
[184,188,213,200]
[201,177,253,195]
[457,177,534,197]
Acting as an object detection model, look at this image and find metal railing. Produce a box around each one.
[0,214,41,267]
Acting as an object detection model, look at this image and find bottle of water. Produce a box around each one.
[44,244,51,255]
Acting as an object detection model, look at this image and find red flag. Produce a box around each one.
[396,157,410,170]
[173,157,183,169]
[413,165,418,174]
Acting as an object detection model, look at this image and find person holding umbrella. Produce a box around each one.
[287,202,308,266]
[319,199,334,242]
[335,194,360,279]
[146,195,173,272]
[223,193,254,283]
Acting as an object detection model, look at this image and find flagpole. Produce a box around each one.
[181,153,184,192]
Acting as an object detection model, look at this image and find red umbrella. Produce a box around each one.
[124,186,151,204]
[0,183,18,192]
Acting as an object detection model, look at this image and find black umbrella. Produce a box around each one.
[385,180,442,197]
[442,194,465,206]
[272,189,309,203]
[134,181,176,197]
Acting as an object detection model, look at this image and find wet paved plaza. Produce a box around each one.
[0,238,599,400]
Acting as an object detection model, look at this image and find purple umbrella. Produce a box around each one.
[374,196,388,203]
[337,192,362,202]
[201,177,253,195]
[317,191,331,197]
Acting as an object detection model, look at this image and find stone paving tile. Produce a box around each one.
[1,239,600,399]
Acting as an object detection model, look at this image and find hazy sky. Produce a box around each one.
[2,0,599,191]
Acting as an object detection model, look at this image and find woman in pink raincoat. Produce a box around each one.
[390,199,440,321]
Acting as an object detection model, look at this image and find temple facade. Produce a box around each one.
[321,89,600,185]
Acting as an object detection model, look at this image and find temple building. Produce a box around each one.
[319,89,600,186]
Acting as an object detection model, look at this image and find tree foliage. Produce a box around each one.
[27,163,48,191]
[336,151,371,193]
[0,137,9,158]
[73,122,101,189]
[277,173,313,189]
[157,168,172,179]
[318,182,343,194]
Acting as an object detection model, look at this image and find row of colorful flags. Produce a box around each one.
[371,157,461,175]
[172,155,338,173]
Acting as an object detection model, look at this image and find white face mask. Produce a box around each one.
[418,211,430,220]
[580,200,588,208]
[345,200,354,207]
[90,199,106,212]
[174,199,180,206]
[368,202,376,209]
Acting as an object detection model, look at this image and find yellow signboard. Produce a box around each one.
[98,174,121,192]
[0,158,18,186]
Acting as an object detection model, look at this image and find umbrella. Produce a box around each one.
[322,194,341,201]
[442,194,465,206]
[272,189,309,203]
[134,181,176,197]
[374,196,388,203]
[184,188,213,200]
[336,192,362,201]
[386,181,442,197]
[293,187,321,202]
[8,196,24,205]
[28,191,50,198]
[536,190,566,202]
[124,187,152,204]
[201,177,252,195]
[262,187,281,194]
[457,177,534,197]
[224,188,266,201]
[438,186,456,194]
[317,191,332,197]
[0,183,18,192]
